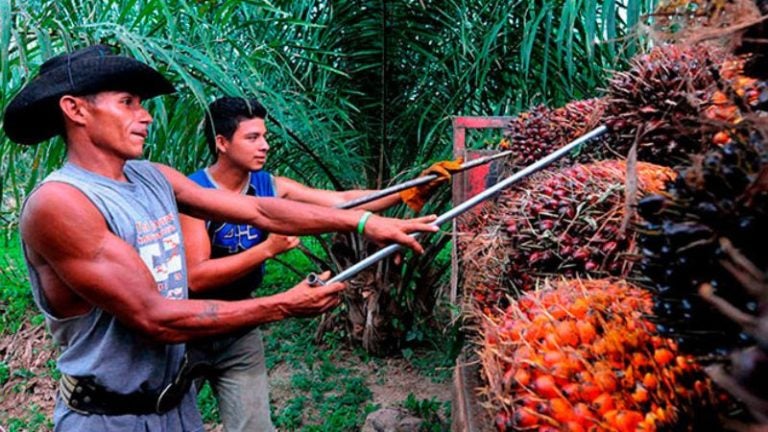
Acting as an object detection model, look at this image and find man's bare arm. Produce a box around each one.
[21,183,344,343]
[275,176,402,212]
[156,163,437,253]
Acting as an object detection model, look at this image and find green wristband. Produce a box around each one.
[357,211,373,235]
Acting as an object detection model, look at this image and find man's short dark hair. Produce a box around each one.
[204,97,268,157]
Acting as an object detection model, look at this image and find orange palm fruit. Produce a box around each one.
[479,279,721,431]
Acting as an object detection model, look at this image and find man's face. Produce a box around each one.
[219,117,269,171]
[81,91,153,159]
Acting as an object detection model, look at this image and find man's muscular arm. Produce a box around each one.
[274,176,401,212]
[21,183,344,343]
[156,164,437,253]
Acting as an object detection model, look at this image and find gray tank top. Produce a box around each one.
[23,160,203,431]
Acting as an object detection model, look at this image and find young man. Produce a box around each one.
[180,97,458,432]
[2,45,437,432]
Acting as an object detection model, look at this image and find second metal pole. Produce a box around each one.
[312,125,608,286]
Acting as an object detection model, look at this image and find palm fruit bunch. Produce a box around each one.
[604,44,734,165]
[637,130,768,390]
[479,279,721,431]
[705,58,766,135]
[499,98,608,170]
[466,160,673,308]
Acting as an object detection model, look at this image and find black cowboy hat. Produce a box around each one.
[2,44,176,145]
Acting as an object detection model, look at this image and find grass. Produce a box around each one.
[0,230,42,336]
[3,405,52,432]
[403,393,451,432]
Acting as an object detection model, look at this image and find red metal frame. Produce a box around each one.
[450,116,514,302]
[452,116,514,205]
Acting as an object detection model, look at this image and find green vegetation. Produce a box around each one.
[402,393,451,432]
[195,382,222,425]
[0,360,9,386]
[3,405,52,432]
[0,231,38,335]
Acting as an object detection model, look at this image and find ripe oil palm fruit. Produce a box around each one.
[463,160,674,310]
[478,278,721,432]
[500,98,608,169]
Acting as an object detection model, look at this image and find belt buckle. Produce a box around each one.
[59,375,92,415]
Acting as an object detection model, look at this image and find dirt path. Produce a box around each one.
[0,321,452,431]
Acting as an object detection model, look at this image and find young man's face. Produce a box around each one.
[82,91,153,159]
[219,117,269,171]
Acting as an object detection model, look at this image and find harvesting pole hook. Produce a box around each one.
[335,151,515,209]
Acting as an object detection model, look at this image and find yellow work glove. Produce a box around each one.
[400,158,463,212]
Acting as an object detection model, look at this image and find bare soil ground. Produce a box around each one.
[0,321,57,425]
[269,355,451,416]
[0,321,452,431]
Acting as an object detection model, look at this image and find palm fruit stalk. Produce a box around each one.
[478,279,721,432]
[463,160,674,310]
[604,44,734,165]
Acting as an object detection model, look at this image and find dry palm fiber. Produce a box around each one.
[637,130,768,358]
[604,43,751,166]
[478,278,722,432]
[462,160,674,310]
[458,215,512,310]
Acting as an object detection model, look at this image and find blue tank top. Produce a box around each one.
[188,168,275,300]
[23,161,203,432]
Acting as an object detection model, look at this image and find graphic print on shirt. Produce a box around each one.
[136,213,185,299]
[211,222,264,254]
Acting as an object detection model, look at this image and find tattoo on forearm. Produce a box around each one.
[198,301,219,322]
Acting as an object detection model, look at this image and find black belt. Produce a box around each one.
[59,353,212,416]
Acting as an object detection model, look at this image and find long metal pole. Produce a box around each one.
[309,125,608,286]
[335,150,514,209]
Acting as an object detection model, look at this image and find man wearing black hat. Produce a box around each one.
[2,45,437,431]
